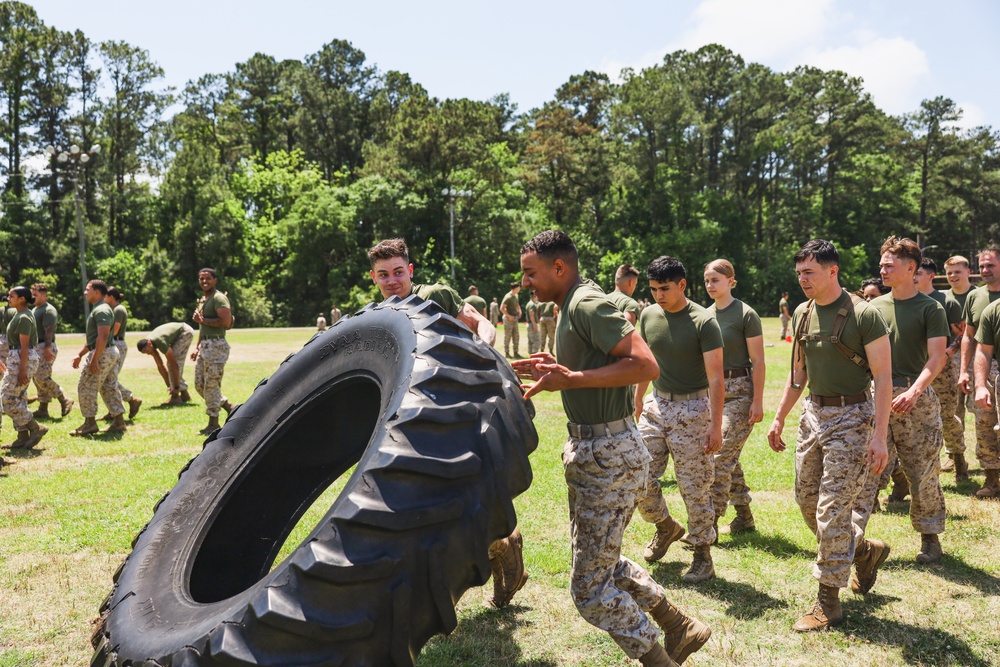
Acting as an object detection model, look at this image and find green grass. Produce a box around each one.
[2,322,999,666]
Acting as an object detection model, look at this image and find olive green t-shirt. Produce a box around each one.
[793,291,888,396]
[556,281,634,425]
[32,302,58,344]
[463,294,487,316]
[607,290,640,319]
[963,286,1000,331]
[6,310,37,350]
[974,300,1000,357]
[946,286,973,314]
[525,300,537,324]
[638,301,723,394]
[0,307,14,336]
[538,301,556,318]
[412,283,463,318]
[149,322,187,353]
[501,291,520,319]
[870,292,949,380]
[86,302,115,348]
[708,299,763,371]
[198,290,231,339]
[779,298,789,315]
[112,303,128,341]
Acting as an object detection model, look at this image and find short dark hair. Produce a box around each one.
[521,230,579,268]
[646,256,686,283]
[615,264,640,283]
[88,279,108,295]
[107,286,124,301]
[137,339,151,352]
[510,282,520,289]
[10,285,34,305]
[368,239,409,267]
[919,257,937,273]
[793,239,839,267]
[468,285,478,294]
[861,276,890,295]
[198,267,218,278]
[31,283,48,293]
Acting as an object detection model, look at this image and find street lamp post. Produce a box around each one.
[441,187,471,283]
[45,143,100,319]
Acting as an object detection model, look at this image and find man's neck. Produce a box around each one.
[919,285,934,296]
[202,287,216,298]
[951,281,972,294]
[813,284,844,307]
[554,278,583,308]
[890,282,919,299]
[986,280,1000,293]
[663,296,689,314]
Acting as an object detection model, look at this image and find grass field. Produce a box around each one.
[2,319,999,666]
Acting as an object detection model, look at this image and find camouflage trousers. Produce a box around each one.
[527,324,539,355]
[932,353,965,456]
[195,338,230,417]
[0,335,7,361]
[637,392,717,546]
[78,346,124,418]
[795,398,874,588]
[888,387,946,534]
[169,325,195,392]
[503,316,519,356]
[2,350,39,430]
[971,358,1000,470]
[113,340,134,403]
[32,343,65,403]
[538,317,555,354]
[710,375,755,517]
[564,423,664,659]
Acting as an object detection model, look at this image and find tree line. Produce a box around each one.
[2,0,998,329]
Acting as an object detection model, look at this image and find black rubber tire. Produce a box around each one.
[91,295,538,666]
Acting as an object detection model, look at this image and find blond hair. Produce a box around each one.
[944,255,969,268]
[704,258,737,287]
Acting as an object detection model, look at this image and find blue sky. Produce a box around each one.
[25,0,1000,128]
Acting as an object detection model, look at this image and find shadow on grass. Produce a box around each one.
[3,446,44,460]
[693,576,789,619]
[883,553,1000,597]
[148,403,199,411]
[842,597,991,667]
[719,529,815,560]
[418,604,557,667]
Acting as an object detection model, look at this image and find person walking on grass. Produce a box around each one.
[501,282,522,358]
[102,287,142,422]
[367,238,527,609]
[514,231,710,667]
[70,280,126,436]
[191,268,234,435]
[137,322,196,405]
[704,259,765,538]
[767,239,892,632]
[1,286,47,450]
[30,283,73,419]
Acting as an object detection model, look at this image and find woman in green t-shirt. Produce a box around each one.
[1,286,47,449]
[704,259,766,537]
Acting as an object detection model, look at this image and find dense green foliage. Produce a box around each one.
[2,1,998,327]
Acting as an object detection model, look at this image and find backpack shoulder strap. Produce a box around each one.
[830,291,870,372]
[789,299,814,390]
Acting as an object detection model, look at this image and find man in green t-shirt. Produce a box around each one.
[0,302,13,360]
[191,268,234,435]
[536,299,557,355]
[514,230,710,667]
[69,280,126,436]
[607,264,641,325]
[30,283,73,419]
[464,285,488,318]
[779,292,791,340]
[138,322,196,405]
[2,286,46,450]
[939,255,974,478]
[501,283,522,359]
[958,248,1000,498]
[525,291,540,355]
[632,256,724,585]
[103,287,142,421]
[915,259,967,482]
[972,299,1000,496]
[767,239,891,632]
[368,238,533,610]
[868,237,949,564]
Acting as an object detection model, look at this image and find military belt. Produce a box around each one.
[654,387,710,402]
[809,391,869,407]
[723,368,751,379]
[892,376,916,388]
[567,417,634,439]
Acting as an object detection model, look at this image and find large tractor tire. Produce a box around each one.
[92,295,538,666]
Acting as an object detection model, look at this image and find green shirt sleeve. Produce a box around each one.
[579,292,634,355]
[743,306,763,338]
[977,302,1000,346]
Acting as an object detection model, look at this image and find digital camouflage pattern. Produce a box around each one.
[169,326,194,391]
[32,343,64,403]
[795,399,874,588]
[503,315,520,356]
[637,393,717,546]
[972,358,1000,469]
[538,316,556,354]
[886,387,946,534]
[2,352,39,429]
[112,340,134,403]
[77,347,123,418]
[195,337,230,417]
[0,335,7,362]
[932,352,965,456]
[564,426,663,659]
[711,375,756,517]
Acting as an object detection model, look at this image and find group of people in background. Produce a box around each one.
[0,268,236,467]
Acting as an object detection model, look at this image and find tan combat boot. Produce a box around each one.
[198,415,221,435]
[638,643,679,667]
[31,402,50,420]
[180,390,192,402]
[722,504,756,535]
[221,399,234,416]
[915,534,942,564]
[70,417,99,437]
[165,393,183,406]
[127,398,142,420]
[22,419,48,449]
[99,412,114,422]
[107,414,128,433]
[649,598,711,664]
[58,395,74,417]
[793,583,842,632]
[886,469,909,502]
[940,454,955,472]
[850,538,890,594]
[6,429,29,449]
[485,528,529,607]
[643,517,685,563]
[976,469,1000,499]
[954,453,969,483]
[681,545,715,583]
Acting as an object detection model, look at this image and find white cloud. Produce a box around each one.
[952,101,987,131]
[804,36,930,116]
